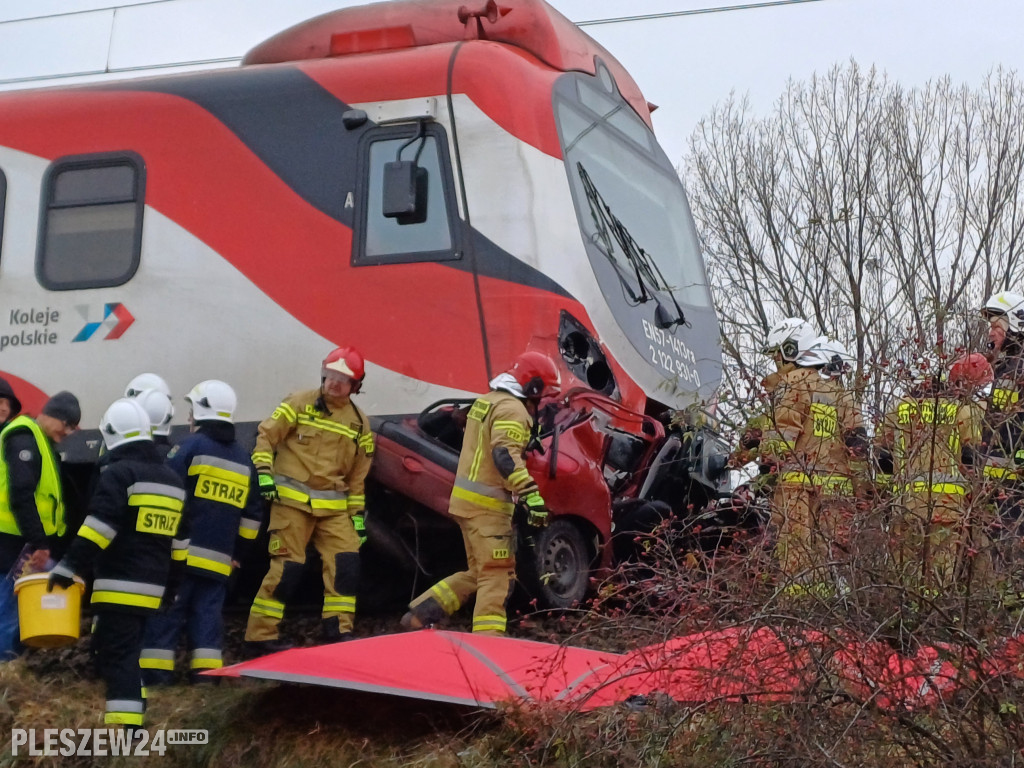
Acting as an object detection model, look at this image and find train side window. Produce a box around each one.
[37,152,145,290]
[0,169,6,267]
[353,123,460,265]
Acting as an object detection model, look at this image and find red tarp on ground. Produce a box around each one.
[207,629,620,708]
[570,627,818,710]
[209,628,1024,712]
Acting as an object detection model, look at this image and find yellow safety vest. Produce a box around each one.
[0,415,66,537]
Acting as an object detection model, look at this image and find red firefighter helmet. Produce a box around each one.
[948,352,993,389]
[322,346,365,392]
[508,351,561,399]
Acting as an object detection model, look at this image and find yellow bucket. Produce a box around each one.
[13,572,85,649]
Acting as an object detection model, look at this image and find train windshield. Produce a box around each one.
[555,75,712,311]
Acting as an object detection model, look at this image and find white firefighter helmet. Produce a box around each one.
[125,372,171,399]
[981,291,1024,335]
[799,336,854,376]
[135,388,174,437]
[100,398,153,450]
[185,380,237,423]
[763,317,817,362]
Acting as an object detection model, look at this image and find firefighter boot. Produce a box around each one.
[321,617,354,644]
[401,595,448,630]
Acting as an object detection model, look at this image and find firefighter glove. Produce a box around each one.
[523,491,549,528]
[258,472,278,501]
[352,514,367,546]
[47,570,75,593]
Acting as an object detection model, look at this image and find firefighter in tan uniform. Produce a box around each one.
[244,347,374,655]
[878,354,991,593]
[799,337,869,571]
[749,321,865,592]
[402,351,561,635]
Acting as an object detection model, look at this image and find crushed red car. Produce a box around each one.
[363,388,738,610]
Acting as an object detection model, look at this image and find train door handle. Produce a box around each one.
[402,456,425,473]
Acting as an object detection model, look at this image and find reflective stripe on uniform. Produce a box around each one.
[780,472,853,494]
[272,403,297,423]
[493,420,526,443]
[186,545,233,576]
[429,580,462,614]
[105,699,144,727]
[467,399,493,482]
[171,537,188,561]
[91,578,164,610]
[251,451,274,466]
[903,481,967,495]
[127,482,186,505]
[189,455,250,481]
[508,468,531,487]
[323,595,356,614]
[238,516,261,539]
[762,438,795,455]
[454,477,512,503]
[190,648,223,670]
[139,648,175,671]
[275,477,348,511]
[78,515,118,549]
[251,597,285,619]
[472,614,507,634]
[298,411,358,438]
[451,485,514,514]
[985,465,1020,481]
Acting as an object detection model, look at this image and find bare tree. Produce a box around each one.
[687,62,1024,421]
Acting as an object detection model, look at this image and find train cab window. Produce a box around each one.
[37,153,145,290]
[353,124,460,266]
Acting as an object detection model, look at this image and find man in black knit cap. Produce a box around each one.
[0,390,80,659]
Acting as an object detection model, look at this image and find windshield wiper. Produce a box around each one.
[579,162,650,304]
[578,163,686,328]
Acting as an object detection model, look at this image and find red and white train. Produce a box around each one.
[0,0,721,461]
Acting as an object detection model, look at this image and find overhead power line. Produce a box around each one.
[0,0,830,88]
[577,0,828,27]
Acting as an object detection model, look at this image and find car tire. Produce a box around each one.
[519,519,592,610]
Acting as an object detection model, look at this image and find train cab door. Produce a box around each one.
[351,114,488,393]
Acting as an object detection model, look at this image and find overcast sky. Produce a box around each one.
[1,0,1022,165]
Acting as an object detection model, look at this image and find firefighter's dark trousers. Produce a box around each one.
[246,502,360,642]
[408,508,515,635]
[140,574,227,684]
[93,610,147,727]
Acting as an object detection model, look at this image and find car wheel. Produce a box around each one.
[520,519,592,610]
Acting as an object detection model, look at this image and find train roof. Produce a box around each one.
[243,0,652,126]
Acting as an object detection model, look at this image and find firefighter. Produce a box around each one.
[125,372,171,399]
[140,381,262,684]
[47,399,185,735]
[401,351,560,636]
[132,388,175,459]
[979,291,1024,546]
[753,320,860,593]
[733,318,818,493]
[879,354,991,594]
[796,336,868,585]
[244,347,374,654]
[0,391,79,660]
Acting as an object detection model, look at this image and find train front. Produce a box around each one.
[552,60,723,412]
